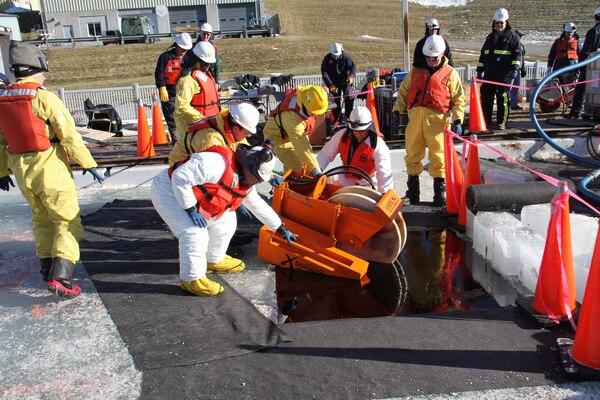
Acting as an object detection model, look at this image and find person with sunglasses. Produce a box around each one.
[316,106,393,193]
[413,18,454,69]
[193,23,220,84]
[393,35,465,207]
[476,8,522,130]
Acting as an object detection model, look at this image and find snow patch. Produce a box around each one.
[409,0,473,7]
[360,35,383,40]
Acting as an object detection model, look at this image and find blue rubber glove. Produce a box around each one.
[269,174,285,188]
[186,207,207,228]
[276,224,296,245]
[0,175,15,191]
[451,120,463,136]
[83,168,104,184]
[236,204,253,221]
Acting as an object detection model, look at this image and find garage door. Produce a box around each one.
[218,4,254,32]
[169,7,207,32]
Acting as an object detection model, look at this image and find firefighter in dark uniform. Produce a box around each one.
[567,8,600,119]
[155,33,193,145]
[476,8,522,131]
[321,43,357,124]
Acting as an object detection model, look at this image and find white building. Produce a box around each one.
[38,0,264,39]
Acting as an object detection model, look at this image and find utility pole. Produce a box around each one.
[401,0,410,71]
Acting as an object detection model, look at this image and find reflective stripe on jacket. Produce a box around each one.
[0,82,51,153]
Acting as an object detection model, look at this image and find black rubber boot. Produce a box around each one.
[47,257,81,299]
[40,258,52,281]
[403,175,420,205]
[433,177,447,207]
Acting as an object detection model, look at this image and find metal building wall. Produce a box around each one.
[42,0,256,13]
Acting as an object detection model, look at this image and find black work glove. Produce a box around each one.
[521,69,526,78]
[0,175,15,191]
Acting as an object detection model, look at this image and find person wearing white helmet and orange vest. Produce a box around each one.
[316,106,393,193]
[155,33,193,145]
[0,41,105,299]
[151,141,296,297]
[263,85,329,176]
[476,8,522,130]
[547,23,582,76]
[174,40,220,141]
[567,8,600,119]
[193,23,220,83]
[413,18,453,68]
[393,35,465,207]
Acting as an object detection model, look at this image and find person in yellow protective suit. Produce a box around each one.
[174,41,220,142]
[168,103,259,166]
[0,41,104,299]
[393,35,465,207]
[263,85,328,175]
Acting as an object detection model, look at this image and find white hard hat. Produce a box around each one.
[563,22,576,33]
[348,107,373,131]
[192,41,216,63]
[174,32,192,50]
[426,18,440,29]
[200,23,213,33]
[229,103,260,134]
[329,43,343,56]
[494,8,509,22]
[422,35,446,57]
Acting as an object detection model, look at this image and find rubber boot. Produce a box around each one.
[47,257,81,299]
[433,177,447,207]
[207,255,245,274]
[40,258,52,281]
[403,175,420,205]
[180,277,224,296]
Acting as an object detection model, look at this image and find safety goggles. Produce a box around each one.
[348,120,371,130]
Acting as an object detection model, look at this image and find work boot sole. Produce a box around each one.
[48,280,81,299]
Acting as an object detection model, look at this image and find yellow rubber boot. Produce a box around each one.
[180,277,224,296]
[206,255,245,274]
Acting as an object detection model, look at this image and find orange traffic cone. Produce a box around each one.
[366,83,381,133]
[457,135,481,226]
[137,98,155,157]
[468,82,487,133]
[571,222,600,369]
[532,182,576,319]
[151,93,169,145]
[444,130,464,214]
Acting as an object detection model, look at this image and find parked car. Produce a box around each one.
[241,18,274,38]
[103,30,122,45]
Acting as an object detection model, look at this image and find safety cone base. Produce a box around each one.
[515,296,580,329]
[556,338,600,381]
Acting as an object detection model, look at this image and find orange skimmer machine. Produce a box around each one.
[257,168,407,286]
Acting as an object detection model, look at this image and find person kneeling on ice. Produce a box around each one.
[150,142,296,296]
[316,106,393,193]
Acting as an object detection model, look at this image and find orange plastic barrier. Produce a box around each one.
[468,82,487,133]
[136,98,155,157]
[444,130,464,214]
[151,93,169,145]
[458,136,481,226]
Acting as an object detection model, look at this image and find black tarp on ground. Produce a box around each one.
[80,199,289,369]
[141,307,573,399]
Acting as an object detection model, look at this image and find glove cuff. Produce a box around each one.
[185,204,197,213]
[275,223,287,236]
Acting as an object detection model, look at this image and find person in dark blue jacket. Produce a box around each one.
[476,8,522,131]
[566,8,600,119]
[321,43,357,124]
[413,18,453,68]
[155,33,193,144]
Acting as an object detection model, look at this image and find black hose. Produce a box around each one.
[286,165,375,189]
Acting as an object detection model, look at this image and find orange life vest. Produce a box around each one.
[163,58,182,86]
[169,146,251,220]
[190,70,220,117]
[269,89,316,138]
[556,38,579,61]
[184,113,235,155]
[0,82,52,154]
[338,131,376,178]
[407,65,454,113]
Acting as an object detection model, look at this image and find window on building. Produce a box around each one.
[87,22,101,36]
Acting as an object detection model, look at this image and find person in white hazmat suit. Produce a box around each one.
[316,106,393,193]
[150,142,296,296]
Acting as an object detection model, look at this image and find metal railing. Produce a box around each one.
[59,63,549,126]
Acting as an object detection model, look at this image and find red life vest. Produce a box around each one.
[163,58,182,86]
[190,70,220,117]
[169,145,251,220]
[407,65,454,113]
[0,82,51,154]
[338,131,376,178]
[269,89,316,138]
[184,113,236,155]
[556,38,579,61]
